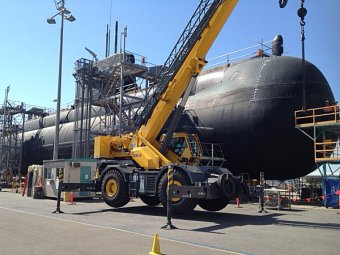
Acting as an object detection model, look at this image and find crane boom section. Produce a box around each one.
[138,0,238,142]
[94,0,238,169]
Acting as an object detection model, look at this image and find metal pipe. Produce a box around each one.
[114,21,118,54]
[105,24,109,57]
[119,27,127,135]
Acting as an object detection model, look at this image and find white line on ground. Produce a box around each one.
[0,206,249,255]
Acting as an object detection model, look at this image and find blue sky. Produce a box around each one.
[0,0,339,109]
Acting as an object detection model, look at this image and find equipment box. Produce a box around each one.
[43,159,97,199]
[264,189,291,210]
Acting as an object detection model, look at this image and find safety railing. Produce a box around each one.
[199,143,225,167]
[295,104,340,127]
[204,40,272,69]
[315,140,340,162]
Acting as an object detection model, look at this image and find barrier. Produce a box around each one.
[161,165,177,230]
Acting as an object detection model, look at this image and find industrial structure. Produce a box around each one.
[0,86,53,185]
[0,86,25,181]
[72,52,160,159]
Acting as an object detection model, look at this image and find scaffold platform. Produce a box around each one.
[295,104,340,163]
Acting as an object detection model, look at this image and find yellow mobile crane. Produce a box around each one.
[94,0,248,214]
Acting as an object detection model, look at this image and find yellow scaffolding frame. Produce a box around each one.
[295,104,340,127]
[295,105,340,163]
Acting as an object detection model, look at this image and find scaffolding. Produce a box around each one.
[72,51,160,158]
[295,104,340,176]
[0,86,25,181]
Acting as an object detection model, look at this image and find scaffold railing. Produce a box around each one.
[199,142,225,167]
[315,140,340,162]
[295,104,340,127]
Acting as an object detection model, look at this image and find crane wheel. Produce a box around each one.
[198,198,230,212]
[158,171,197,214]
[101,169,130,208]
[238,182,250,202]
[140,195,160,206]
[217,173,237,199]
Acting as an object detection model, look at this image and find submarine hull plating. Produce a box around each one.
[22,56,334,180]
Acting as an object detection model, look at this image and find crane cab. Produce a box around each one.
[160,132,203,165]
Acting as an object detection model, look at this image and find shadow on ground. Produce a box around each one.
[70,203,340,233]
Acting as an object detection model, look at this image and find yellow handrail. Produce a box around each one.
[295,104,340,127]
[315,140,340,161]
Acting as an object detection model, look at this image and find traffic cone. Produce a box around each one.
[69,192,76,205]
[149,234,161,255]
[236,197,242,208]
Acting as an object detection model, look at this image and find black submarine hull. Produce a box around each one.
[181,56,334,179]
[22,56,334,180]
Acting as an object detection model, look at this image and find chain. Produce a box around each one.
[298,0,307,110]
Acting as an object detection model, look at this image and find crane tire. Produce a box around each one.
[140,195,160,206]
[198,198,230,212]
[217,173,237,199]
[158,171,197,214]
[238,182,250,202]
[101,169,130,208]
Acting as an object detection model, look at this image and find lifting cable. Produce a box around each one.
[298,0,308,110]
[278,0,308,111]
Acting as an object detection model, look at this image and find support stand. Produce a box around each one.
[162,165,177,230]
[52,188,64,214]
[258,172,268,213]
[15,175,19,193]
[52,170,64,214]
[258,188,268,213]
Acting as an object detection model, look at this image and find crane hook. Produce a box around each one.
[279,0,288,8]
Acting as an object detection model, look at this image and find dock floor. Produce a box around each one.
[0,190,339,255]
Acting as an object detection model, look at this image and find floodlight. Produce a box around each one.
[66,15,76,22]
[47,18,56,24]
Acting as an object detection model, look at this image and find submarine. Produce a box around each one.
[179,55,334,179]
[21,39,334,180]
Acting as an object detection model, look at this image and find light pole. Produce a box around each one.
[47,0,76,160]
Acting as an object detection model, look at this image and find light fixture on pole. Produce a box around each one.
[47,0,76,160]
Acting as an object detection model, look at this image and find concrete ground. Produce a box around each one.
[0,189,339,255]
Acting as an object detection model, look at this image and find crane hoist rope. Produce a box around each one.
[298,0,307,110]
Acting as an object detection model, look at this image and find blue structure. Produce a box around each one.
[322,177,340,208]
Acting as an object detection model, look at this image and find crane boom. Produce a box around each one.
[136,0,238,143]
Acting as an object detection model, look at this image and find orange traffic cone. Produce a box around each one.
[236,197,242,208]
[69,192,76,205]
